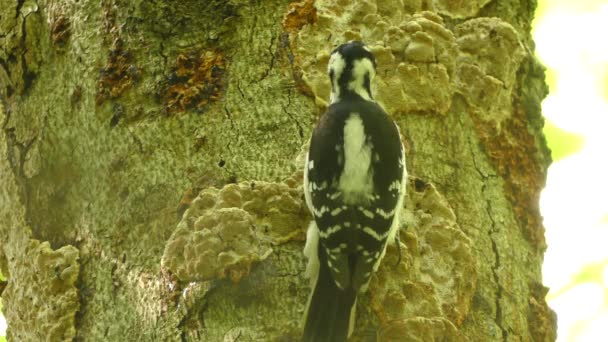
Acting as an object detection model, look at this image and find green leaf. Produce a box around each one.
[573,261,606,284]
[543,119,585,161]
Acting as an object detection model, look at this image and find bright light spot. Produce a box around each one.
[548,283,604,340]
[0,315,5,336]
[541,153,608,292]
[535,5,608,136]
[577,312,608,342]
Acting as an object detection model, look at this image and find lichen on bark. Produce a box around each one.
[2,240,80,341]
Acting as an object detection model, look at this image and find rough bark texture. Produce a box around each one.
[0,0,556,341]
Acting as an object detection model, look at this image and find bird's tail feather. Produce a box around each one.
[302,260,357,342]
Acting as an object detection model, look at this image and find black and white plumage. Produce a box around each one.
[302,41,407,342]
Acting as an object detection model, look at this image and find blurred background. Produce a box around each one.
[1,1,607,341]
[535,0,608,340]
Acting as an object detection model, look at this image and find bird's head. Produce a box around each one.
[328,41,377,103]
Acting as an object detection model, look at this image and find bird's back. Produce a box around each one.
[307,98,405,291]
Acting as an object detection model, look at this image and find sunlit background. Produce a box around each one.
[535,0,608,341]
[1,1,607,341]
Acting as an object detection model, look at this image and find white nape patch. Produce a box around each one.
[362,226,389,241]
[328,52,345,104]
[308,160,314,170]
[348,58,375,101]
[318,224,342,238]
[339,113,374,204]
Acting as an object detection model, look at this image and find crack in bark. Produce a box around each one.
[0,55,12,79]
[19,9,30,90]
[468,135,497,179]
[469,135,507,341]
[223,104,235,130]
[281,89,304,142]
[258,34,276,81]
[236,80,246,99]
[18,1,38,94]
[159,41,168,70]
[73,262,92,339]
[16,0,25,18]
[127,127,145,154]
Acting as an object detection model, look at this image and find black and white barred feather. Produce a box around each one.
[302,41,407,342]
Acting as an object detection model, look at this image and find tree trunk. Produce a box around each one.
[0,0,556,340]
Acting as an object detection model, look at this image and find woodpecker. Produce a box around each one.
[302,41,407,342]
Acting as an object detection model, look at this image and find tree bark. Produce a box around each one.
[0,0,556,341]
